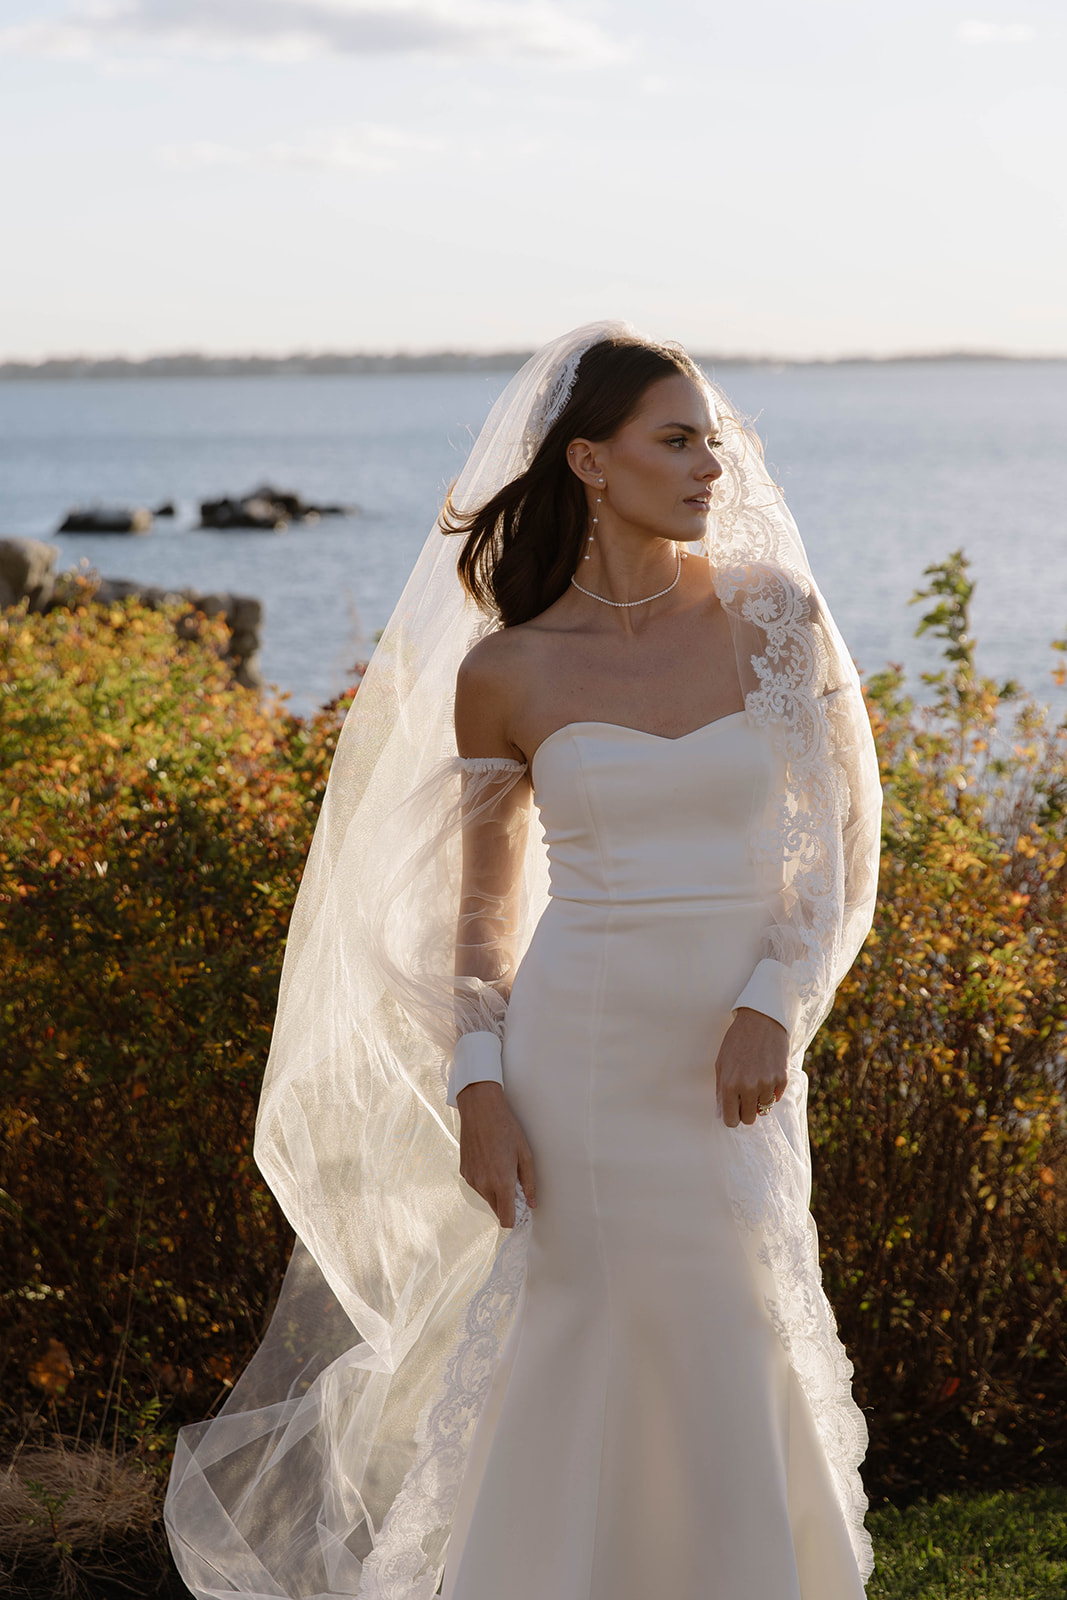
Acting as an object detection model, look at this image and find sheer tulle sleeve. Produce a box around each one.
[367,754,533,1105]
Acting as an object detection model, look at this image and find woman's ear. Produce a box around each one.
[565,438,603,488]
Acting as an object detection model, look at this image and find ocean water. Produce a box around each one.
[0,362,1064,718]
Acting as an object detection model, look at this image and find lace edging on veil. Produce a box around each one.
[358,1191,531,1599]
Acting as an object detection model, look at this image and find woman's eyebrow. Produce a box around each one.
[656,421,699,432]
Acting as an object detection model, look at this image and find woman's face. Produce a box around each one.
[581,373,724,542]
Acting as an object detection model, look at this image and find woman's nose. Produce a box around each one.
[703,452,724,481]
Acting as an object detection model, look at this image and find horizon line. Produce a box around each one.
[2,346,1066,379]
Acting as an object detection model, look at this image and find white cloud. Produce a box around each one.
[155,123,445,173]
[267,124,445,170]
[956,20,1037,44]
[156,140,251,170]
[98,54,167,75]
[0,18,95,59]
[0,0,621,65]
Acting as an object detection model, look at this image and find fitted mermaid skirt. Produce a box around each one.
[440,714,867,1600]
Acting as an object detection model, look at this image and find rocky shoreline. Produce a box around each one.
[0,537,263,689]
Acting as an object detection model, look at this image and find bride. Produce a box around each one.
[165,324,882,1600]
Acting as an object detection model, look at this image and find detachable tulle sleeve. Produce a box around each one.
[367,753,533,1105]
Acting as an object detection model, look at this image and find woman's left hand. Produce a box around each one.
[715,1007,790,1126]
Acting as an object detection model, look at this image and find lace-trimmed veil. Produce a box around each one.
[164,322,882,1598]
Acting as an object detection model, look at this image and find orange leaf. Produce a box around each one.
[28,1338,74,1397]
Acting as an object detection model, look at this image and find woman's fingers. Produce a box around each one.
[738,1081,776,1124]
[495,1142,538,1227]
[461,1159,517,1226]
[458,1091,536,1228]
[516,1142,537,1212]
[715,1008,790,1128]
[496,1183,516,1230]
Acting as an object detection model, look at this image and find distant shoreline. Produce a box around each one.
[2,350,1065,381]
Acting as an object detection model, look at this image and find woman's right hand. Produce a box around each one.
[456,1082,537,1229]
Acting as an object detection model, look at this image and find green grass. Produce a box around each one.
[868,1488,1067,1599]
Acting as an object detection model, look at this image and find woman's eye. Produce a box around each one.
[709,438,724,450]
[667,436,688,448]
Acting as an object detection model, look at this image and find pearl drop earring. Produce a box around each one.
[586,476,605,560]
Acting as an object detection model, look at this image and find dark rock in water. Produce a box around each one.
[59,506,153,534]
[153,501,177,517]
[248,484,357,518]
[265,484,356,517]
[253,485,303,518]
[199,494,289,532]
[0,537,58,610]
[199,485,357,530]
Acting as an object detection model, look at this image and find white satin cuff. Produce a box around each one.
[446,1031,505,1108]
[732,958,800,1038]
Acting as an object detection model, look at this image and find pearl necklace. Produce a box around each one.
[570,548,682,608]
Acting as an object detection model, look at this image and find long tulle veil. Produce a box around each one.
[164,323,882,1597]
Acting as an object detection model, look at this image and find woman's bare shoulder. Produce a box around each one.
[458,616,558,685]
[455,626,542,760]
[458,624,526,690]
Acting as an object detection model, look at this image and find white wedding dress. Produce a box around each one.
[439,710,867,1600]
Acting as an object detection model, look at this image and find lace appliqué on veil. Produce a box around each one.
[708,427,878,1579]
[357,1189,531,1599]
[725,1109,874,1582]
[520,345,588,465]
[715,561,845,1020]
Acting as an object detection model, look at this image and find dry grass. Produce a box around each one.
[0,1443,161,1596]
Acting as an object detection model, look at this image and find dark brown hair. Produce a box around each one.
[444,335,704,628]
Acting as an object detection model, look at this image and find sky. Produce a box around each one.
[1,0,1064,360]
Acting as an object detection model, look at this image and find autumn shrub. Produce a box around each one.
[1,560,1065,1518]
[808,554,1067,1492]
[0,594,353,1466]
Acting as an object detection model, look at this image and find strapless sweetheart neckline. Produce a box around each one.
[530,707,747,777]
